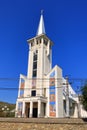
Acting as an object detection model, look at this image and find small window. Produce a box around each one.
[36,40,38,45]
[31,42,33,47]
[40,39,41,43]
[33,62,37,69]
[44,39,48,46]
[31,90,36,96]
[33,70,37,77]
[34,55,37,61]
[36,50,38,53]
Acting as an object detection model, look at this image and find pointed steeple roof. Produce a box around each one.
[37,10,46,36]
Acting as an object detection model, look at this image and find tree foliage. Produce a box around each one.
[82,84,87,111]
[0,101,15,117]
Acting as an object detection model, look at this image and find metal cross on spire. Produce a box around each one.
[41,10,44,15]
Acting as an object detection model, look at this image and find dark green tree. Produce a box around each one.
[82,84,87,111]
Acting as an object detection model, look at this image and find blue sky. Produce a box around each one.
[0,0,87,103]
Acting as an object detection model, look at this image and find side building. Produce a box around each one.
[15,12,81,118]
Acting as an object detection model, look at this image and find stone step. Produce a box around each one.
[0,118,87,124]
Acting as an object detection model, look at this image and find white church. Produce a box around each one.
[15,11,87,118]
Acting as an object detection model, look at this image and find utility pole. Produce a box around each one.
[66,76,70,118]
[77,86,81,118]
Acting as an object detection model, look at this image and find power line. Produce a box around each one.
[0,78,87,81]
[0,86,64,90]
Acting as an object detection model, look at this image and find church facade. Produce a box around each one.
[15,12,83,118]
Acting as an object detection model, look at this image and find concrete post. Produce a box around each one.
[66,77,70,118]
[30,101,33,117]
[22,101,25,117]
[38,100,41,117]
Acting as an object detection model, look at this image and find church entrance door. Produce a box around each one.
[33,108,38,117]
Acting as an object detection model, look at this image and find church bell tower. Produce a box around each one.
[27,11,53,97]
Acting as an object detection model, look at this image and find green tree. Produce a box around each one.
[82,84,87,111]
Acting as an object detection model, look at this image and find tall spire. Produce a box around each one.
[36,10,46,36]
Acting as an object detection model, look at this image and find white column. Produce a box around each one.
[73,103,78,118]
[47,40,50,56]
[30,101,33,117]
[15,101,18,117]
[34,38,37,45]
[42,38,44,44]
[18,78,21,97]
[22,101,25,117]
[50,48,52,69]
[40,43,44,96]
[38,100,41,117]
